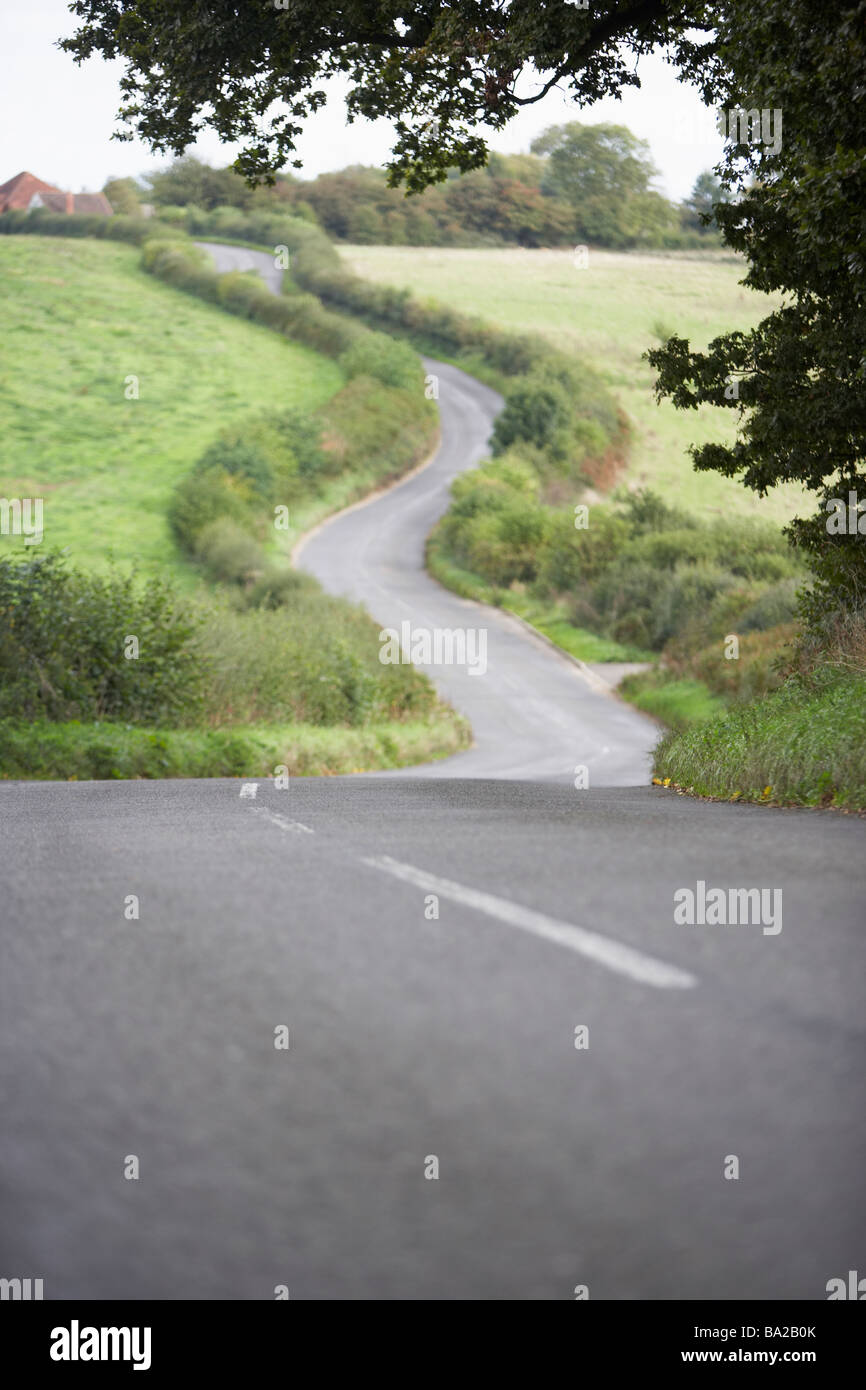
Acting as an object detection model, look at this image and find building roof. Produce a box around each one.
[34,189,113,216]
[72,192,114,216]
[0,171,62,212]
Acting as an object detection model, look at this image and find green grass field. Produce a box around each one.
[342,245,810,526]
[0,237,342,576]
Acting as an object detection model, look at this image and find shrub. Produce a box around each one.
[155,205,190,226]
[537,508,629,592]
[618,520,798,585]
[652,563,739,648]
[0,210,180,245]
[210,410,326,493]
[193,518,266,585]
[168,466,258,554]
[739,577,801,632]
[216,269,269,317]
[140,233,361,358]
[491,375,574,460]
[339,333,421,390]
[684,623,797,701]
[614,487,694,535]
[196,438,274,498]
[314,376,436,484]
[247,569,319,609]
[0,552,204,723]
[461,509,541,586]
[197,599,437,727]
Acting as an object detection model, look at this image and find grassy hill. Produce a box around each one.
[341,245,810,526]
[0,232,466,778]
[0,236,342,576]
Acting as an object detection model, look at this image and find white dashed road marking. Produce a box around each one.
[254,808,314,835]
[361,854,697,990]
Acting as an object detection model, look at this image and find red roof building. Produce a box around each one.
[0,171,62,212]
[0,171,113,216]
[31,190,114,216]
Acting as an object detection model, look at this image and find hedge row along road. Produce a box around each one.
[0,243,862,1301]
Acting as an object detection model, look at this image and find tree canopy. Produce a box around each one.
[60,1,705,189]
[682,171,728,230]
[141,138,707,250]
[647,0,866,623]
[532,122,677,247]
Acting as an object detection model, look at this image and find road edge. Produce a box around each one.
[290,426,443,568]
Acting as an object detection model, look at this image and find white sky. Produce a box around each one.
[1,0,725,201]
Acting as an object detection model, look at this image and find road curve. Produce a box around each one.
[196,239,285,295]
[199,241,657,784]
[0,243,859,1304]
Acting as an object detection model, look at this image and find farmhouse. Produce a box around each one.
[0,171,112,215]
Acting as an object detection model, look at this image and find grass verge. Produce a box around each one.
[0,713,470,780]
[504,596,653,664]
[620,669,726,730]
[651,669,866,809]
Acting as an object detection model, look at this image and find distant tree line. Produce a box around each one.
[116,124,723,251]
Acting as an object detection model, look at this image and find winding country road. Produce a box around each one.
[204,241,656,783]
[299,356,656,783]
[0,245,862,1301]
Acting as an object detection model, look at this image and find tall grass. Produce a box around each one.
[0,552,441,732]
[653,668,866,809]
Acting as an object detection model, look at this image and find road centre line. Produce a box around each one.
[360,854,697,990]
[254,808,315,835]
[250,810,693,989]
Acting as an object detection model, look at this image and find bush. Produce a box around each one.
[683,623,797,701]
[0,209,180,245]
[460,510,541,586]
[537,508,629,592]
[654,563,740,648]
[617,520,798,585]
[313,376,437,484]
[491,375,574,461]
[0,552,204,723]
[247,569,320,609]
[216,269,269,317]
[168,466,258,554]
[0,548,451,749]
[169,207,627,494]
[594,559,738,651]
[196,438,274,498]
[140,232,362,358]
[155,205,190,226]
[615,488,694,535]
[339,333,421,390]
[193,518,266,585]
[168,411,331,571]
[739,577,801,632]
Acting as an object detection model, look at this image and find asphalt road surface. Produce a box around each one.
[0,246,862,1301]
